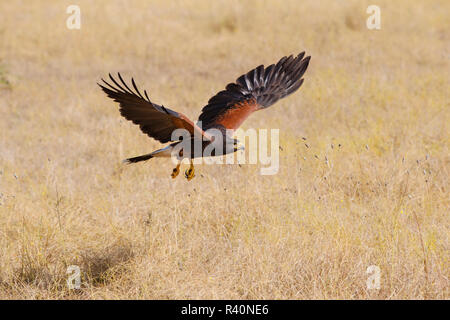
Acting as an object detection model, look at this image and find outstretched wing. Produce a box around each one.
[198,52,310,131]
[99,73,211,143]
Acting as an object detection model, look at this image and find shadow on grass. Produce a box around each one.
[79,242,135,287]
[4,241,135,298]
[0,62,11,89]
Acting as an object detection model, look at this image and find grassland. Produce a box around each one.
[0,0,448,299]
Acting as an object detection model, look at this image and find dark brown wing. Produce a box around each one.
[198,52,310,131]
[99,73,211,143]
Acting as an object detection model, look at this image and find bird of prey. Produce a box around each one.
[99,52,310,181]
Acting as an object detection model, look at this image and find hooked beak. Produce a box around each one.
[236,144,245,152]
[232,138,244,152]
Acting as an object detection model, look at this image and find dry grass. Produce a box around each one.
[0,0,448,299]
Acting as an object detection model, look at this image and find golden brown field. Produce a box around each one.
[0,0,448,299]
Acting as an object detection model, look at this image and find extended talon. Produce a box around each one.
[185,162,195,181]
[171,163,180,178]
[185,168,195,181]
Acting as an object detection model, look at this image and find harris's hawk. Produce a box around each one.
[99,52,310,180]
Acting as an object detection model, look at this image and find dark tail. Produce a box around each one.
[123,153,154,164]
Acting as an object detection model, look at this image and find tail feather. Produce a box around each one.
[123,153,154,164]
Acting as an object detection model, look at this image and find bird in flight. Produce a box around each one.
[99,52,310,181]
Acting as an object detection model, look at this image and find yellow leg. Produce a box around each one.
[171,163,181,179]
[184,160,195,181]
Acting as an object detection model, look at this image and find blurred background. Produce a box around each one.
[0,0,448,299]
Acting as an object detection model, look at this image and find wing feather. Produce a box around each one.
[198,52,310,131]
[99,74,210,143]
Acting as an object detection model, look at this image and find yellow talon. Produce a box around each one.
[185,161,195,181]
[185,169,195,181]
[171,163,180,178]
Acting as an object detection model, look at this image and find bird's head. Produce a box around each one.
[232,138,245,152]
[224,136,244,153]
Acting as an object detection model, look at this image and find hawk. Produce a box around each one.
[99,52,310,180]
